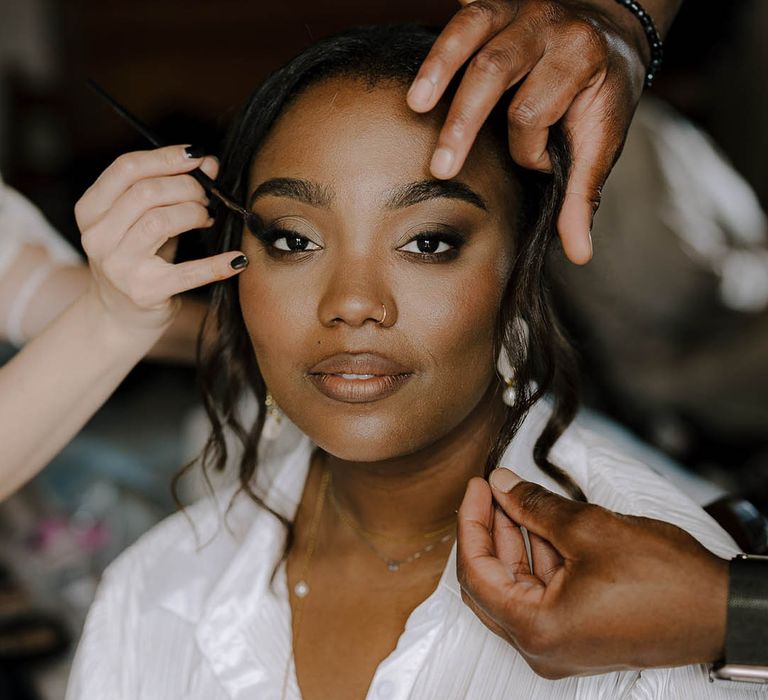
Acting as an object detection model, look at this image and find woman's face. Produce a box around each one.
[239,78,519,462]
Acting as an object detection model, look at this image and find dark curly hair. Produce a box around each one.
[173,24,585,550]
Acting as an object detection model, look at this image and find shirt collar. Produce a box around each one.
[146,399,581,698]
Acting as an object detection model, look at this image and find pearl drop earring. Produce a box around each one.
[263,391,284,440]
[496,348,517,405]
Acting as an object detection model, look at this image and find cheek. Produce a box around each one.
[236,236,511,462]
[400,263,505,414]
[237,260,311,381]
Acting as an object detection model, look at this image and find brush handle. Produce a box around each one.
[86,79,248,218]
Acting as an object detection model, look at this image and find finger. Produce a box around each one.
[82,171,214,261]
[527,531,563,585]
[459,586,510,639]
[430,23,543,179]
[505,50,604,173]
[491,505,530,577]
[157,237,178,264]
[488,468,587,555]
[457,477,546,598]
[556,87,625,264]
[458,479,550,645]
[407,0,520,114]
[116,202,213,260]
[76,146,213,228]
[198,155,220,181]
[492,506,563,586]
[158,251,249,298]
[458,476,495,552]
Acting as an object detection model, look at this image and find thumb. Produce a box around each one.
[488,468,587,556]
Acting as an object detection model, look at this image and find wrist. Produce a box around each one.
[585,0,678,85]
[585,0,680,36]
[79,287,173,357]
[587,0,651,59]
[701,553,730,663]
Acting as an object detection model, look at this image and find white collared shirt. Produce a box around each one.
[0,175,81,345]
[66,401,767,700]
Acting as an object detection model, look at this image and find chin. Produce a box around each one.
[293,410,432,464]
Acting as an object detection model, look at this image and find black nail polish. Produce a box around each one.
[184,144,206,159]
[230,254,248,270]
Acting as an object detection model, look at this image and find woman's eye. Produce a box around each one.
[399,235,455,255]
[271,232,321,252]
[399,233,463,261]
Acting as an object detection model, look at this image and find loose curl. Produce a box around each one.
[173,24,585,550]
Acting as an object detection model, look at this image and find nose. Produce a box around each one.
[317,255,396,328]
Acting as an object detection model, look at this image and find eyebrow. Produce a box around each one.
[248,177,334,208]
[386,179,487,211]
[247,176,488,212]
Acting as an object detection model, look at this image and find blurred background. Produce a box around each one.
[0,0,766,697]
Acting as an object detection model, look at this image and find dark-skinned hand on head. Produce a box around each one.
[409,0,682,264]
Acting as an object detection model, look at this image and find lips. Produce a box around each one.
[307,352,413,403]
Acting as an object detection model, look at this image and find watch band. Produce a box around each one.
[712,554,768,683]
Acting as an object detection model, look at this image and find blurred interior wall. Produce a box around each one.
[0,0,58,168]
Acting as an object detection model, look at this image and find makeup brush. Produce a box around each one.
[86,79,256,228]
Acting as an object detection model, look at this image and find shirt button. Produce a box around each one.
[376,679,396,699]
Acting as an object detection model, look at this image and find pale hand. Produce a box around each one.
[75,144,246,340]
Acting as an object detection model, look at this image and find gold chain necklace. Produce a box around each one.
[280,466,330,700]
[280,462,457,699]
[328,473,456,572]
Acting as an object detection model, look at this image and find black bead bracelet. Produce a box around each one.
[612,0,664,88]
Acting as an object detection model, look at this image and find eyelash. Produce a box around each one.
[254,226,464,263]
[398,232,463,262]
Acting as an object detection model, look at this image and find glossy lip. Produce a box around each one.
[307,352,414,404]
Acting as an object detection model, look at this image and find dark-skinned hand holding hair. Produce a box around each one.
[457,468,729,678]
[409,0,683,263]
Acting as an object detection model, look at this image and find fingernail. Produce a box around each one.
[230,254,248,270]
[408,77,435,108]
[431,147,455,178]
[184,144,206,159]
[489,468,523,494]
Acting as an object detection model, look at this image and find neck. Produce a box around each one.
[322,382,508,541]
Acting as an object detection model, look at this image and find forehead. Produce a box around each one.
[248,77,513,204]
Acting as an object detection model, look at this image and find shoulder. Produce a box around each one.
[92,427,313,611]
[557,417,739,558]
[508,400,739,559]
[79,483,265,640]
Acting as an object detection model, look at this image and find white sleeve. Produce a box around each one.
[574,425,741,559]
[65,559,139,700]
[572,429,768,697]
[632,664,768,698]
[0,178,84,345]
[0,179,81,279]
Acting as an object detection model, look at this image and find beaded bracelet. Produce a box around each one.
[612,0,664,88]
